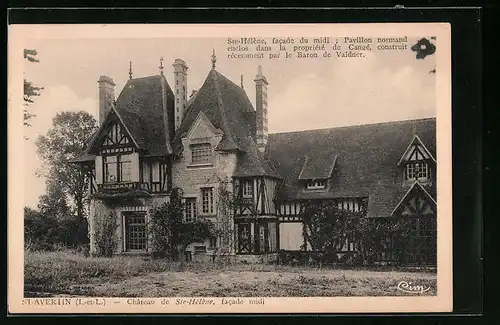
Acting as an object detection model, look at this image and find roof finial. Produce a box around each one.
[159,57,164,75]
[211,49,217,69]
[129,61,133,80]
[241,74,244,88]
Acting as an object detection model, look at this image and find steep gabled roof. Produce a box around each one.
[72,75,175,162]
[86,105,140,149]
[267,118,436,217]
[173,68,256,153]
[115,75,174,156]
[397,134,436,166]
[390,181,437,217]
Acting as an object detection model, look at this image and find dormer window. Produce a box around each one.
[398,135,435,185]
[306,179,326,190]
[405,161,429,181]
[191,143,212,165]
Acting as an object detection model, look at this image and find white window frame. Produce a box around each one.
[103,154,133,183]
[405,161,429,181]
[119,155,132,182]
[104,155,118,183]
[306,179,327,190]
[201,187,214,215]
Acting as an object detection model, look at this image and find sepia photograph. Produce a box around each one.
[9,23,452,313]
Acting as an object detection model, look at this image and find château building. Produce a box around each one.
[71,53,437,265]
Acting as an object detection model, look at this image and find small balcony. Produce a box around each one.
[94,181,167,199]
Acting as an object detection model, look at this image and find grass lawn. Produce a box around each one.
[24,250,437,297]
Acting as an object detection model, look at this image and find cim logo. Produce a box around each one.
[397,281,430,294]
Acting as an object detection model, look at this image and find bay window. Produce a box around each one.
[104,154,132,183]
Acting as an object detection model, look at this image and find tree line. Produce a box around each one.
[23,48,99,251]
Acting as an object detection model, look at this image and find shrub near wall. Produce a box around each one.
[93,204,118,257]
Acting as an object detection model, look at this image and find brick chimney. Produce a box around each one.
[254,65,268,153]
[97,75,116,125]
[173,59,188,131]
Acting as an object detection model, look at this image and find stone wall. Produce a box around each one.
[88,194,170,255]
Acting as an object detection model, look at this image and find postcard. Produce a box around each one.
[8,22,452,314]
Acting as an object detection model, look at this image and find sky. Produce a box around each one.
[22,36,436,208]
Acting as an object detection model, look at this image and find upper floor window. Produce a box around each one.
[306,179,326,190]
[242,180,253,198]
[201,187,214,214]
[191,143,212,165]
[405,161,429,181]
[185,198,197,222]
[104,154,131,183]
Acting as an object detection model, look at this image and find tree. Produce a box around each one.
[37,180,72,220]
[24,206,59,251]
[149,188,215,261]
[36,111,98,246]
[24,49,43,127]
[355,217,411,265]
[300,198,417,266]
[93,210,118,257]
[300,199,367,265]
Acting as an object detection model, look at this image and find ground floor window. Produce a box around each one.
[236,220,277,254]
[124,212,147,251]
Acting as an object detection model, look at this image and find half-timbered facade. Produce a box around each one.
[266,117,436,265]
[72,54,437,265]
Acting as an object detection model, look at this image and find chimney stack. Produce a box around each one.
[97,75,116,125]
[172,59,188,131]
[254,65,268,153]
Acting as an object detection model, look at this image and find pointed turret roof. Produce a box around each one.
[173,68,255,153]
[173,67,279,178]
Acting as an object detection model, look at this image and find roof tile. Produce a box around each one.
[267,118,436,217]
